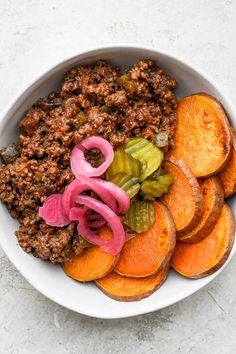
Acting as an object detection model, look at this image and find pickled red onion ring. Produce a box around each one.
[62,179,85,214]
[39,194,70,227]
[69,205,106,228]
[94,179,130,214]
[69,207,107,247]
[76,195,125,255]
[62,177,117,215]
[70,137,114,178]
[77,176,117,212]
[87,214,106,228]
[69,205,87,221]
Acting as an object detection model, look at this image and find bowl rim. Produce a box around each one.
[0,43,235,319]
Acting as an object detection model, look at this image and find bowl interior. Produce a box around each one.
[0,46,235,319]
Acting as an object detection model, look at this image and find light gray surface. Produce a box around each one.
[0,0,236,353]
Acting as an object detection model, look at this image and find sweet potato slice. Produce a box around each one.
[178,176,224,243]
[171,204,235,278]
[96,264,169,302]
[161,158,203,235]
[62,227,119,282]
[168,93,232,178]
[219,130,236,197]
[114,202,175,278]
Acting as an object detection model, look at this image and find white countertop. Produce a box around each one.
[1,0,236,353]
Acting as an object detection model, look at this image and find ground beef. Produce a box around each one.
[0,60,177,263]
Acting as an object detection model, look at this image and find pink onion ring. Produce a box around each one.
[76,195,125,255]
[93,179,130,214]
[62,179,85,214]
[87,214,106,228]
[70,137,114,178]
[62,177,117,216]
[69,205,87,221]
[69,207,107,247]
[69,206,106,228]
[78,176,117,212]
[39,194,70,227]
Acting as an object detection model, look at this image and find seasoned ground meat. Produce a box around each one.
[0,60,177,263]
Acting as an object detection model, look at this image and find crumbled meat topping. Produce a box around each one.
[0,60,177,263]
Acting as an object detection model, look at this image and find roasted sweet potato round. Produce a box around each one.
[171,204,235,278]
[114,202,176,278]
[178,176,224,243]
[219,130,236,197]
[161,158,203,235]
[62,228,120,282]
[96,264,169,302]
[63,247,119,282]
[168,93,232,178]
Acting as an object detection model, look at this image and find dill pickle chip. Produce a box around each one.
[147,167,167,180]
[125,138,164,181]
[125,201,155,233]
[141,174,173,200]
[110,172,140,198]
[157,174,173,187]
[110,172,129,185]
[105,149,140,180]
[125,184,140,198]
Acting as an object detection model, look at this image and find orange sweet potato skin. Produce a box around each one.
[178,176,224,243]
[96,264,169,302]
[62,246,119,282]
[114,202,176,278]
[171,204,235,279]
[162,158,203,236]
[168,93,232,178]
[219,130,236,197]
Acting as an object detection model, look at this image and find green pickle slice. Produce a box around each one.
[105,149,140,180]
[125,138,164,181]
[141,174,173,200]
[125,201,155,233]
[110,172,140,198]
[147,167,166,179]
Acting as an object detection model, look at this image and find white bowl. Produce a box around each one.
[0,45,235,319]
